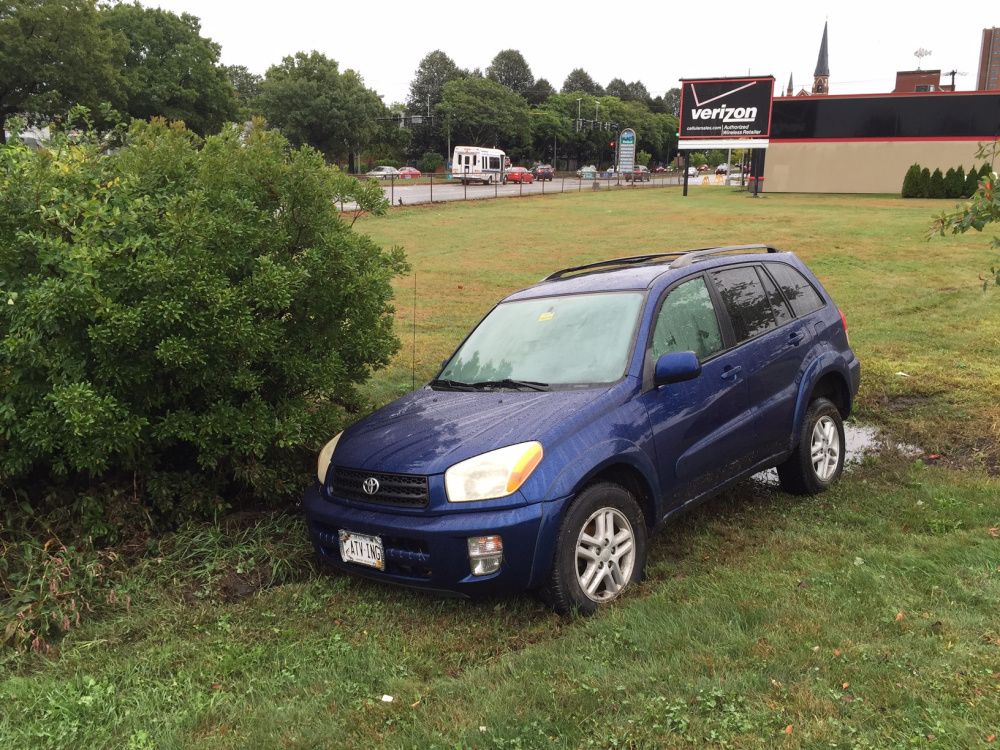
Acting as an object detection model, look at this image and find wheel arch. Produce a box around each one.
[791,358,853,447]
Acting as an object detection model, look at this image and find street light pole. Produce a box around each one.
[576,98,582,121]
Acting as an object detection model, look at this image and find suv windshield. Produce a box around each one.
[437,292,644,387]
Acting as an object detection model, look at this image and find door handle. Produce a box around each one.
[787,331,805,346]
[721,365,742,380]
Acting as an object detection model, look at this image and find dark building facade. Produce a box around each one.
[763,92,1000,193]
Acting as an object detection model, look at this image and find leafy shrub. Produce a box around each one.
[928,168,945,198]
[901,163,921,198]
[964,165,980,197]
[0,116,408,530]
[918,167,931,198]
[417,151,445,174]
[954,165,966,197]
[943,167,960,199]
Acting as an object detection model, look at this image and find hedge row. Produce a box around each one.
[901,162,991,199]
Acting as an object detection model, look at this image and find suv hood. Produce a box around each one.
[333,387,609,475]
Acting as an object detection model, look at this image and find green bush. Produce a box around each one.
[928,168,945,198]
[918,167,931,198]
[901,163,921,198]
[0,117,408,531]
[965,165,980,197]
[417,152,445,174]
[954,165,966,197]
[943,167,961,199]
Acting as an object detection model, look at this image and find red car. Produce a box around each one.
[398,167,421,179]
[503,167,533,184]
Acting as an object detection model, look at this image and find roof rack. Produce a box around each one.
[542,252,686,281]
[669,244,780,268]
[542,245,781,281]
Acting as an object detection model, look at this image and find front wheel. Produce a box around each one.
[777,397,845,495]
[541,482,647,616]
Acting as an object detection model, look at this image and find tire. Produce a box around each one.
[502,176,507,185]
[486,175,494,185]
[541,482,647,616]
[777,397,845,495]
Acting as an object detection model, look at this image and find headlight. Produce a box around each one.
[445,442,543,503]
[316,432,343,483]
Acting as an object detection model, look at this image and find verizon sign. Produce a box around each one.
[679,77,774,147]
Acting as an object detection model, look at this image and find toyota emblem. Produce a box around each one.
[362,477,380,495]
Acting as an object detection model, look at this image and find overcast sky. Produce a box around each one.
[151,0,997,104]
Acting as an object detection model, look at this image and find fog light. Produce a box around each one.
[467,535,503,576]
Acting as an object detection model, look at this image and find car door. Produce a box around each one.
[707,264,806,464]
[640,275,756,515]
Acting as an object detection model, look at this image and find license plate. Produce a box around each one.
[338,529,384,570]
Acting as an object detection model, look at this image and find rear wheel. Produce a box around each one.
[541,482,647,616]
[777,397,845,495]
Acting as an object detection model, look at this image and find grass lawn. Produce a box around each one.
[2,189,998,748]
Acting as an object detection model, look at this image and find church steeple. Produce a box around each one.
[812,21,830,95]
[787,72,794,97]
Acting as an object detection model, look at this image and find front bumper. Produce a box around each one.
[302,483,571,598]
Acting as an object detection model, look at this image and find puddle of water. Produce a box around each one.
[753,422,920,486]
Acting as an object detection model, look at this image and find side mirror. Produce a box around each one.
[653,351,701,386]
[441,358,450,370]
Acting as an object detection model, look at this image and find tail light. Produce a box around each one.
[839,309,850,345]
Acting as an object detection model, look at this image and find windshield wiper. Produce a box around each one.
[429,378,477,391]
[469,378,549,391]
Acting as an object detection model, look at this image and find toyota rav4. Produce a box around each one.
[302,245,861,614]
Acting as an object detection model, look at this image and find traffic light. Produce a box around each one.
[610,140,615,149]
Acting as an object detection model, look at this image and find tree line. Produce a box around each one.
[2,1,680,169]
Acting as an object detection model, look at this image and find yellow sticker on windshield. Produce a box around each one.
[538,312,554,321]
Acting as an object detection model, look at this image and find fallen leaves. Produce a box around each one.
[895,612,905,622]
[785,725,793,734]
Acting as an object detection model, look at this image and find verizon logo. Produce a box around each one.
[689,105,758,122]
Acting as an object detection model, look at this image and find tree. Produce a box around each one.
[437,77,531,151]
[99,3,237,136]
[605,78,629,99]
[932,140,999,290]
[407,50,465,114]
[486,49,534,97]
[561,69,603,96]
[929,167,945,198]
[0,0,124,142]
[901,163,921,198]
[257,51,387,165]
[661,88,681,116]
[0,116,407,524]
[964,165,981,197]
[918,167,931,198]
[525,77,555,106]
[224,64,262,119]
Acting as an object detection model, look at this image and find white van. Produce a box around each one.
[451,146,507,185]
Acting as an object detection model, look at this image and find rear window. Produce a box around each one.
[764,263,825,317]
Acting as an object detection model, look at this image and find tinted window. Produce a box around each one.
[711,267,777,342]
[765,263,825,316]
[651,278,723,361]
[757,266,792,325]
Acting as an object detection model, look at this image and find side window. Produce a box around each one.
[764,262,825,317]
[651,277,724,361]
[711,266,777,343]
[757,266,792,325]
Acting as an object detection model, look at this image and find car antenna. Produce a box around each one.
[412,272,417,391]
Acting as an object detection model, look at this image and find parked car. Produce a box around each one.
[652,166,668,173]
[302,245,860,615]
[716,164,736,175]
[366,166,400,180]
[576,165,598,178]
[398,167,421,179]
[697,164,711,172]
[623,165,651,182]
[687,166,698,177]
[503,167,534,184]
[532,164,554,181]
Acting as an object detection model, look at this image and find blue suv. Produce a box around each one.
[302,245,861,614]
